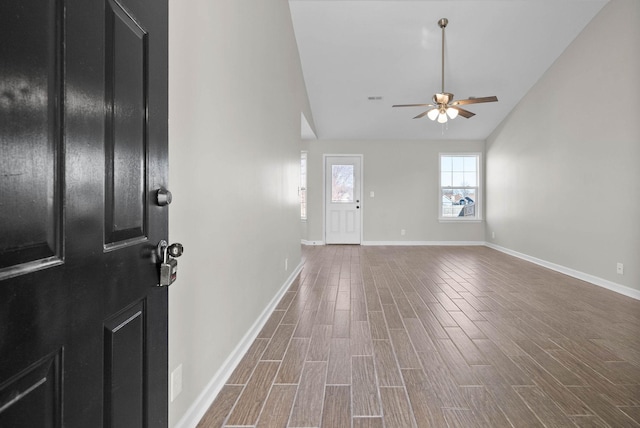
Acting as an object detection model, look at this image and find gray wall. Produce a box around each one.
[305,139,486,244]
[168,0,313,425]
[485,0,640,291]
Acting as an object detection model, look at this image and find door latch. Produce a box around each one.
[157,240,184,287]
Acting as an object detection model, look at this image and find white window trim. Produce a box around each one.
[438,152,483,222]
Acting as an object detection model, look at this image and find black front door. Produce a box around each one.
[0,0,169,426]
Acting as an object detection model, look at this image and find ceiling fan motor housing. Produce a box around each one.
[433,92,454,105]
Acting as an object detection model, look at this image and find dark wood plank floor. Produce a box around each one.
[198,245,640,427]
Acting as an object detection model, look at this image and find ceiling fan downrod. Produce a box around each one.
[438,18,448,94]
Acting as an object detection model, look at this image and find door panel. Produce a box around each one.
[325,156,362,244]
[0,0,168,426]
[0,0,63,276]
[105,0,148,246]
[104,302,145,428]
[0,351,61,428]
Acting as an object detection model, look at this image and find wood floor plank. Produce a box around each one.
[327,338,351,385]
[307,324,332,361]
[402,368,447,428]
[369,310,390,341]
[460,386,512,428]
[474,320,526,357]
[434,338,480,387]
[255,384,297,428]
[262,323,296,361]
[352,296,368,321]
[225,338,269,385]
[450,311,486,339]
[388,327,421,369]
[332,309,350,338]
[293,309,317,338]
[353,417,384,428]
[352,356,381,417]
[451,298,485,321]
[379,387,416,428]
[473,338,532,386]
[426,302,458,327]
[276,291,297,311]
[372,340,403,387]
[225,361,280,426]
[620,407,640,425]
[414,306,449,340]
[275,337,309,384]
[315,300,336,325]
[351,320,373,356]
[395,296,418,320]
[552,337,640,384]
[569,415,611,427]
[445,326,488,366]
[567,386,640,427]
[196,384,242,428]
[289,361,327,427]
[514,386,575,427]
[473,365,545,427]
[383,303,404,330]
[336,290,350,311]
[403,318,437,354]
[442,408,484,428]
[511,354,593,416]
[515,338,587,386]
[257,310,286,339]
[321,385,351,428]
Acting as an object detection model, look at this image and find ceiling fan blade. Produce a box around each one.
[452,96,498,106]
[413,109,436,119]
[392,103,433,108]
[449,106,475,118]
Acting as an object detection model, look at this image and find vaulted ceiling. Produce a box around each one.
[289,0,608,140]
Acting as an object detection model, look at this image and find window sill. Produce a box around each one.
[438,218,484,224]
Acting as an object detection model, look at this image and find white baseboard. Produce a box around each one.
[362,240,486,246]
[301,240,325,246]
[173,261,304,428]
[485,242,640,301]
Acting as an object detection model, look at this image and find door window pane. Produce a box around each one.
[331,164,354,203]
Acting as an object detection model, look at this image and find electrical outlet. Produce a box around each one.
[285,258,288,271]
[400,229,406,236]
[491,231,495,239]
[617,263,624,275]
[370,191,375,198]
[171,364,183,402]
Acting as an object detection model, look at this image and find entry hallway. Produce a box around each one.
[198,245,640,427]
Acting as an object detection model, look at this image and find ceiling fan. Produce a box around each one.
[393,18,498,123]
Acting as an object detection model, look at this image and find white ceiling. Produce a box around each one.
[289,0,608,140]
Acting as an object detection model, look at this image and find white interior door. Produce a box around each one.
[325,155,362,244]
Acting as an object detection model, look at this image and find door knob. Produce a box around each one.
[156,188,172,206]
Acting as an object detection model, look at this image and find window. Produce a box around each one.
[439,154,480,220]
[300,151,307,220]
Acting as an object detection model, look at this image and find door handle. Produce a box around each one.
[157,240,184,287]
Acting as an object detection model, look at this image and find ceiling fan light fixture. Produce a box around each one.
[437,111,448,123]
[427,109,439,121]
[446,107,458,119]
